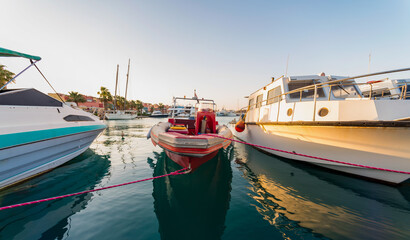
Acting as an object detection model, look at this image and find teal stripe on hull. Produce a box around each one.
[0,125,106,149]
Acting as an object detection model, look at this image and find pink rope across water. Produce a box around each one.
[203,134,410,175]
[0,167,188,211]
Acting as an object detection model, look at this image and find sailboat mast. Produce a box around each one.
[114,64,119,111]
[124,59,130,110]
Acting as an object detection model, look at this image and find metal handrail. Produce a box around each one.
[247,75,410,111]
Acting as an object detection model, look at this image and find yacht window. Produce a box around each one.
[64,115,95,122]
[256,94,263,108]
[288,80,325,99]
[267,86,282,104]
[331,81,360,98]
[248,98,255,110]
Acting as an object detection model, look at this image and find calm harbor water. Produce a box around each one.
[0,117,409,240]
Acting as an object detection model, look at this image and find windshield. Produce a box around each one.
[197,102,214,112]
[331,81,361,98]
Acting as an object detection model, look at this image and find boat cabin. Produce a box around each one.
[245,73,410,123]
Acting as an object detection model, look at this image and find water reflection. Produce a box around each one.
[235,144,410,240]
[0,149,111,240]
[150,148,233,240]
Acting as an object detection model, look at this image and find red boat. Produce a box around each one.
[148,95,232,171]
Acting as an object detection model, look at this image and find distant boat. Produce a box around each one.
[0,47,106,189]
[230,69,410,184]
[105,110,138,120]
[167,105,196,118]
[150,110,168,118]
[217,108,237,117]
[105,60,138,120]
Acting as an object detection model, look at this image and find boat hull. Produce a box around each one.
[164,150,219,170]
[229,122,410,184]
[150,122,232,170]
[105,113,138,120]
[0,128,105,189]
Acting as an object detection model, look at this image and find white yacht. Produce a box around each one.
[0,47,106,189]
[150,110,168,118]
[105,110,138,120]
[231,69,410,184]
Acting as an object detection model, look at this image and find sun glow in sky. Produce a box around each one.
[1,0,410,109]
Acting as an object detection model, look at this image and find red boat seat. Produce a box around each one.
[195,111,216,134]
[168,118,196,135]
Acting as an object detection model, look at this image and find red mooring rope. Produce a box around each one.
[203,134,410,175]
[0,167,188,211]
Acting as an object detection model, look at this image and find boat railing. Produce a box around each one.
[249,80,409,110]
[246,67,410,122]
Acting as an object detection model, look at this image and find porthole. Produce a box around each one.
[287,108,293,116]
[318,107,329,117]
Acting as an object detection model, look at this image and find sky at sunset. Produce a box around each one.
[1,0,410,109]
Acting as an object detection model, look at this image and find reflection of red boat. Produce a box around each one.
[148,95,232,171]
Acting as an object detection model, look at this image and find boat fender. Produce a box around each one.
[235,113,246,132]
[235,120,245,132]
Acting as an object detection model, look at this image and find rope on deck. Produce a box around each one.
[203,134,410,175]
[0,167,188,211]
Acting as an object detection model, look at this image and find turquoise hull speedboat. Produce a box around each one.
[0,47,106,189]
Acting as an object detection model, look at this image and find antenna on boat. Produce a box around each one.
[124,59,130,110]
[285,54,290,76]
[114,64,119,111]
[193,89,199,103]
[368,52,371,81]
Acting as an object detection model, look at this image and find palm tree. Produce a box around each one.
[129,100,137,110]
[136,100,144,114]
[116,96,125,110]
[158,103,164,113]
[97,86,113,110]
[67,91,86,106]
[0,65,15,89]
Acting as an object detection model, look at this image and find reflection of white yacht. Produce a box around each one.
[231,69,410,184]
[234,142,410,239]
[0,47,106,189]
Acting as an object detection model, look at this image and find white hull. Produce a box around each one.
[105,112,138,120]
[0,129,103,189]
[230,123,410,184]
[0,99,106,189]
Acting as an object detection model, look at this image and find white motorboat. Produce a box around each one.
[150,110,168,118]
[105,110,138,120]
[0,47,106,189]
[230,69,410,184]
